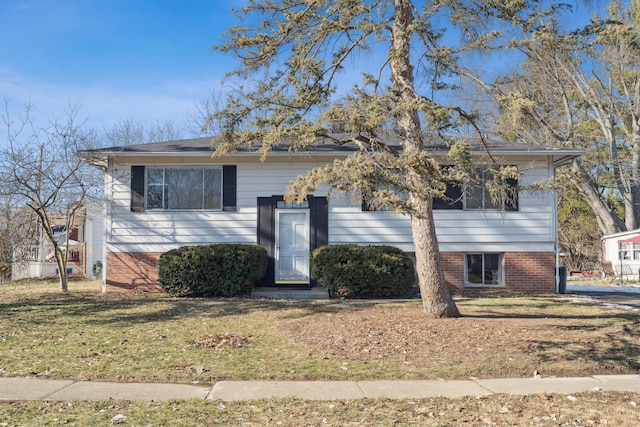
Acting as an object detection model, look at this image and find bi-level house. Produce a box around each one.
[82,135,582,294]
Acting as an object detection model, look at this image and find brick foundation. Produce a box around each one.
[106,250,557,294]
[442,251,556,294]
[106,252,162,292]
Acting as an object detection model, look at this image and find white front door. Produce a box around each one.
[275,209,310,283]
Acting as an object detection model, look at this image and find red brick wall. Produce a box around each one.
[106,250,557,294]
[503,252,556,293]
[441,252,465,291]
[106,252,162,292]
[442,251,556,293]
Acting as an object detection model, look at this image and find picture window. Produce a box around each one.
[146,167,222,211]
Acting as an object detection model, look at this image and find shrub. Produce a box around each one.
[158,244,267,297]
[311,244,415,298]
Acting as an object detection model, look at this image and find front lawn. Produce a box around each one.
[1,279,638,383]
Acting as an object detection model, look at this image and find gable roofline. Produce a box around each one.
[79,133,584,166]
[601,229,640,241]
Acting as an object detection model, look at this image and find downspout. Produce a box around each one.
[552,160,560,293]
[101,158,111,293]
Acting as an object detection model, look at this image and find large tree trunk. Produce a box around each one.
[571,160,625,235]
[391,0,459,317]
[409,187,460,317]
[620,142,637,230]
[630,129,640,229]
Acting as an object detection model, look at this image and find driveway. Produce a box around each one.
[566,283,640,310]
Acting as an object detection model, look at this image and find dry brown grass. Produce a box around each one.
[2,393,640,426]
[1,279,639,383]
[2,279,640,425]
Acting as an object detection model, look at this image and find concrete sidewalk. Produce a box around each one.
[1,375,639,402]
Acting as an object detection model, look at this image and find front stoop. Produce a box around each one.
[251,287,329,300]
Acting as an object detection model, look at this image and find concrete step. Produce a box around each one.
[251,287,329,300]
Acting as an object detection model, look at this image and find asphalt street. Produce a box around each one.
[566,283,640,310]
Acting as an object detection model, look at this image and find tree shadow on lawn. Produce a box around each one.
[3,289,637,327]
[274,298,407,320]
[460,310,640,323]
[528,323,640,372]
[4,290,640,377]
[0,291,375,328]
[456,295,640,321]
[454,297,640,373]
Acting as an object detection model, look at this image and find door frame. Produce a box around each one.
[257,195,328,287]
[274,208,310,284]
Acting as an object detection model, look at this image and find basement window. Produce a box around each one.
[465,253,504,286]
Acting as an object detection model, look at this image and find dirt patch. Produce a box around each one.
[193,333,250,349]
[285,303,640,379]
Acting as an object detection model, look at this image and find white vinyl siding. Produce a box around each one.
[106,159,332,253]
[104,156,556,254]
[331,162,554,253]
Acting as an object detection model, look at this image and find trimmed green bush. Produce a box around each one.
[158,244,267,297]
[311,244,415,298]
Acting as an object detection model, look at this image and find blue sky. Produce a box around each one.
[0,0,243,132]
[0,0,608,138]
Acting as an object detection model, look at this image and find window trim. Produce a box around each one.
[433,166,518,212]
[463,167,518,212]
[464,252,505,287]
[360,165,518,212]
[130,165,236,212]
[276,200,309,209]
[146,166,223,211]
[618,242,640,260]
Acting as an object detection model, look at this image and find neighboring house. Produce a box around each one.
[11,208,104,280]
[601,230,640,281]
[82,135,582,294]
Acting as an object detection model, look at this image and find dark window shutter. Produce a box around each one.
[433,183,463,210]
[309,196,328,287]
[361,198,372,211]
[505,176,518,211]
[314,197,328,249]
[130,166,145,212]
[222,165,237,212]
[257,197,274,286]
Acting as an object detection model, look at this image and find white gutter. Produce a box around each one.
[85,148,587,165]
[552,161,560,293]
